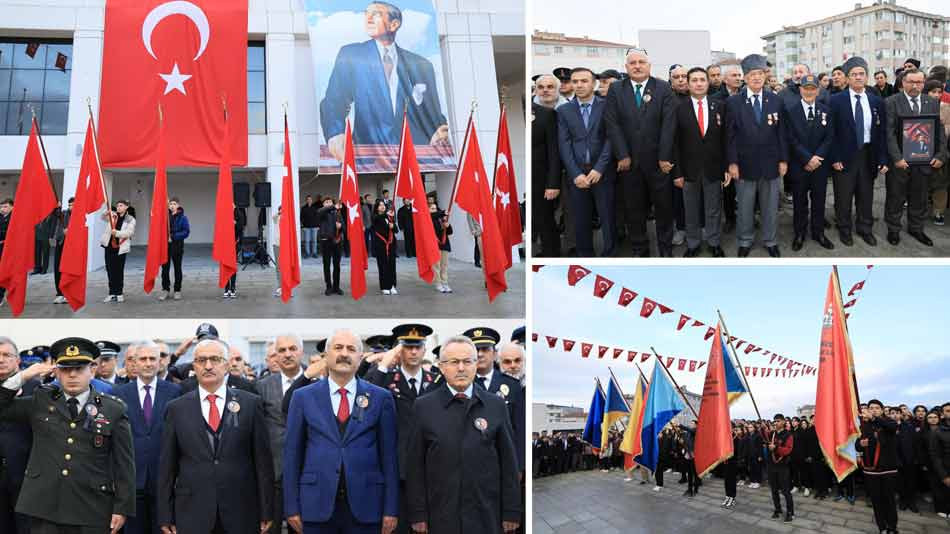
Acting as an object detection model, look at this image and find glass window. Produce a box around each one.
[0,39,71,135]
[7,101,40,136]
[12,43,46,69]
[41,102,67,134]
[247,42,265,135]
[0,69,10,100]
[0,43,12,68]
[248,102,265,135]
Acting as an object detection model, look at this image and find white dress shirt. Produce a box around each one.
[281,369,304,396]
[400,366,423,395]
[801,99,817,119]
[198,381,228,426]
[329,375,358,416]
[137,377,158,409]
[476,367,495,391]
[375,40,399,114]
[849,88,872,144]
[692,96,708,135]
[447,382,475,398]
[904,91,922,113]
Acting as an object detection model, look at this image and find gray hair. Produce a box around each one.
[535,74,559,90]
[497,342,525,359]
[721,63,742,76]
[369,1,402,24]
[194,338,229,358]
[439,336,477,360]
[326,329,364,354]
[793,63,811,74]
[626,47,649,61]
[136,340,160,359]
[0,336,18,355]
[272,333,303,349]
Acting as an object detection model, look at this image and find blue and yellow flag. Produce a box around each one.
[639,360,686,474]
[600,375,630,452]
[581,379,606,455]
[720,333,747,404]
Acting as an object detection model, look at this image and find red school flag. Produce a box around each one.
[394,111,441,284]
[278,113,301,302]
[59,118,107,311]
[492,105,522,267]
[452,112,508,301]
[0,119,58,316]
[98,0,248,167]
[211,106,237,288]
[143,109,169,294]
[693,323,734,478]
[340,120,367,299]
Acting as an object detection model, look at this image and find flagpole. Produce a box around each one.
[491,104,505,194]
[28,106,58,202]
[635,363,649,386]
[447,99,477,220]
[716,310,763,421]
[649,347,699,419]
[85,99,113,238]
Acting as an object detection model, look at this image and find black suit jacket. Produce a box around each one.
[885,92,948,175]
[179,374,258,395]
[786,100,834,179]
[0,378,38,489]
[672,96,727,182]
[531,103,560,192]
[604,77,676,172]
[476,368,525,472]
[157,388,273,534]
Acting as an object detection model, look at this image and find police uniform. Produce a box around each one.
[0,338,135,534]
[94,341,127,385]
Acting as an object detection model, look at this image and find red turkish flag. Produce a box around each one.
[98,0,248,167]
[763,350,771,357]
[843,298,856,308]
[567,265,591,286]
[640,297,672,318]
[395,112,441,283]
[143,113,169,294]
[341,120,367,299]
[618,287,637,307]
[453,114,507,301]
[60,118,107,311]
[0,119,57,315]
[597,346,608,359]
[531,333,538,342]
[692,320,705,327]
[677,314,690,330]
[627,351,637,362]
[744,344,755,354]
[580,343,592,357]
[640,353,650,363]
[689,360,697,372]
[563,339,575,351]
[694,323,734,478]
[613,348,623,359]
[752,368,757,377]
[765,368,772,377]
[279,115,301,302]
[592,274,614,298]
[770,354,779,365]
[492,106,522,265]
[665,357,674,368]
[848,280,864,296]
[734,340,745,349]
[212,109,236,289]
[704,328,715,340]
[677,359,687,371]
[545,336,557,348]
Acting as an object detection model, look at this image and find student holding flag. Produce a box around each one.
[638,357,687,491]
[600,374,630,456]
[581,379,606,456]
[694,324,736,505]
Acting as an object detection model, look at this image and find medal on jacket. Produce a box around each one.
[474,417,488,435]
[821,112,827,127]
[227,400,241,427]
[642,92,652,104]
[354,394,369,421]
[499,384,510,397]
[716,112,721,127]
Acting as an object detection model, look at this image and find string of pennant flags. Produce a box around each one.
[531,264,875,375]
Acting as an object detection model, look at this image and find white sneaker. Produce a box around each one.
[158,291,169,301]
[672,229,686,246]
[53,295,66,304]
[937,512,948,518]
[790,487,798,494]
[390,287,398,295]
[653,485,662,492]
[229,291,236,298]
[738,480,746,486]
[726,498,735,508]
[173,292,181,300]
[750,482,759,489]
[624,476,633,482]
[116,294,124,303]
[803,488,810,497]
[444,285,452,293]
[103,295,115,303]
[382,289,391,295]
[274,288,282,297]
[721,497,730,507]
[436,284,445,292]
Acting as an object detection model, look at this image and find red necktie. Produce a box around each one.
[337,389,350,423]
[207,394,220,432]
[697,99,705,137]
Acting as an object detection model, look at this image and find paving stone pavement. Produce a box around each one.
[0,245,525,318]
[533,470,950,534]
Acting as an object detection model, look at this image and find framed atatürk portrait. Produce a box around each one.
[902,115,938,164]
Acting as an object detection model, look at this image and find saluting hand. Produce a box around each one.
[411,522,428,533]
[110,514,125,534]
[160,524,176,534]
[303,358,327,380]
[502,520,520,532]
[379,346,402,370]
[20,361,55,382]
[287,515,303,534]
[381,515,397,534]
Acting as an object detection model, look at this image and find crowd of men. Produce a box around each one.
[532,48,950,257]
[0,321,527,534]
[534,403,950,532]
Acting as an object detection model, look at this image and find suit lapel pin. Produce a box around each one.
[767,114,773,126]
[474,417,488,433]
[642,93,651,104]
[227,401,241,413]
[499,384,509,397]
[356,394,369,409]
[822,112,827,126]
[85,404,98,417]
[716,113,721,127]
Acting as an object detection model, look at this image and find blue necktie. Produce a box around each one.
[581,103,591,128]
[753,94,762,125]
[634,84,642,108]
[854,94,865,146]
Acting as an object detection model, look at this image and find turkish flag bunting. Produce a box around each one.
[677,359,687,371]
[752,347,762,353]
[532,333,538,342]
[567,265,591,286]
[770,354,779,365]
[618,287,637,307]
[665,357,674,368]
[492,106,522,265]
[143,112,169,294]
[395,112,440,284]
[546,336,557,348]
[640,297,671,318]
[453,114,507,301]
[793,370,800,378]
[744,344,755,354]
[99,0,248,167]
[563,339,575,352]
[598,346,608,359]
[843,298,856,308]
[777,356,786,365]
[531,265,544,272]
[704,328,715,341]
[640,353,650,363]
[59,118,107,311]
[340,119,368,299]
[848,280,865,296]
[592,274,614,298]
[845,313,850,320]
[752,368,757,377]
[278,115,302,302]
[211,108,237,289]
[689,360,697,372]
[628,351,637,362]
[744,367,750,375]
[692,320,705,327]
[734,340,745,349]
[581,343,592,357]
[763,350,771,357]
[613,348,623,359]
[728,336,736,343]
[677,314,690,330]
[0,119,57,315]
[698,361,706,369]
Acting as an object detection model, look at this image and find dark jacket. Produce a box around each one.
[300,203,320,228]
[531,103,560,194]
[112,378,182,494]
[431,209,452,252]
[896,419,917,467]
[928,421,950,480]
[169,208,190,242]
[371,213,398,257]
[316,204,343,241]
[885,92,948,174]
[767,430,793,466]
[556,95,613,179]
[604,77,677,172]
[0,212,10,244]
[786,99,834,180]
[869,82,896,99]
[672,95,727,182]
[856,416,899,473]
[0,378,38,489]
[397,204,414,235]
[828,89,888,170]
[725,87,789,180]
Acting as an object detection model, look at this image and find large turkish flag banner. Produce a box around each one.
[99,0,248,167]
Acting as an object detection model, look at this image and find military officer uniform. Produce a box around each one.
[0,338,135,534]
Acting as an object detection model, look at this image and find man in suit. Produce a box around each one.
[557,67,615,257]
[321,1,449,162]
[531,101,561,256]
[829,56,889,247]
[726,54,789,258]
[884,69,947,246]
[870,70,896,99]
[604,48,677,257]
[672,67,728,257]
[257,334,305,534]
[112,341,182,534]
[406,336,521,533]
[0,338,38,534]
[363,324,440,534]
[283,329,398,534]
[158,338,273,534]
[179,356,259,395]
[785,74,836,251]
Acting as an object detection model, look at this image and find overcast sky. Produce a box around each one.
[532,265,950,420]
[532,0,950,57]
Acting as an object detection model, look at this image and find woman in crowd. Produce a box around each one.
[100,200,136,303]
[371,198,399,295]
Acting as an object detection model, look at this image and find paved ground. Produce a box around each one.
[551,179,950,257]
[534,470,950,534]
[0,245,525,318]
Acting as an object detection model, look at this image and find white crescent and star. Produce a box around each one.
[142,0,210,96]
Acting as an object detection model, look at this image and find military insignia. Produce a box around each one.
[85,404,98,417]
[773,113,779,123]
[48,405,55,413]
[227,401,240,413]
[767,114,773,126]
[473,329,483,338]
[716,113,721,127]
[474,417,488,431]
[96,342,105,349]
[94,435,104,448]
[65,345,80,357]
[393,372,401,383]
[356,395,369,409]
[499,384,510,397]
[821,112,827,126]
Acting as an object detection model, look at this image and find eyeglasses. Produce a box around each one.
[0,352,17,360]
[194,356,225,367]
[440,358,476,368]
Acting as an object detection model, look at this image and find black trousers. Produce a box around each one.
[810,459,829,494]
[125,491,159,534]
[898,464,917,507]
[53,240,64,296]
[723,180,737,223]
[532,189,560,256]
[885,166,929,233]
[837,471,855,497]
[724,460,737,498]
[304,495,379,534]
[769,464,794,515]
[686,458,699,492]
[865,472,898,531]
[403,226,415,257]
[791,170,829,238]
[103,246,126,295]
[622,167,673,255]
[33,239,49,273]
[569,173,616,257]
[160,240,184,292]
[375,249,396,291]
[321,239,341,289]
[655,458,667,486]
[30,516,103,534]
[0,475,29,534]
[267,482,284,534]
[833,146,875,237]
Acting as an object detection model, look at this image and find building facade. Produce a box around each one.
[531,30,633,78]
[762,0,950,79]
[532,402,588,434]
[0,0,525,269]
